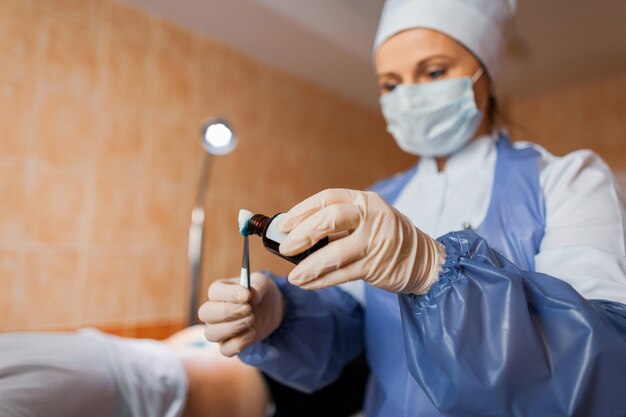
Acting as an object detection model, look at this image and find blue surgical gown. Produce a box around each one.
[240,135,626,416]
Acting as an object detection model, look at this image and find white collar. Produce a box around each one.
[417,133,497,180]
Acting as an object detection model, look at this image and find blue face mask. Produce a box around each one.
[379,68,485,157]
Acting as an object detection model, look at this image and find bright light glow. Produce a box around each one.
[205,123,232,147]
[201,119,236,155]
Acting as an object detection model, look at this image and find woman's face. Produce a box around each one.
[375,28,491,109]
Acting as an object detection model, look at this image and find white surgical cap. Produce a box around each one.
[374,0,516,80]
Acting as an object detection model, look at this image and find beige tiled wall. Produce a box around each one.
[506,72,626,173]
[2,0,624,334]
[0,0,413,332]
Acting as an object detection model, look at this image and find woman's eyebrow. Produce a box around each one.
[377,54,453,78]
[377,71,400,79]
[414,54,453,70]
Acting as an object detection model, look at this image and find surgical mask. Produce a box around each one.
[380,68,485,157]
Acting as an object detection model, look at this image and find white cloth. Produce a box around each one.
[392,134,626,304]
[374,0,516,80]
[0,330,187,417]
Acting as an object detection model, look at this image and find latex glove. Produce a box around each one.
[199,272,285,357]
[278,189,445,294]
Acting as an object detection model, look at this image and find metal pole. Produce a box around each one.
[187,154,213,326]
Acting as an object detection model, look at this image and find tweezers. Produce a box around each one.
[240,235,251,289]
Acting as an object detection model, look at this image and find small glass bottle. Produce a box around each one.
[242,212,329,265]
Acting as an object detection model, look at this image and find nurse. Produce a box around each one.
[200,0,626,415]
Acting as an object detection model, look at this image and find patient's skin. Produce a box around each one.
[165,326,269,417]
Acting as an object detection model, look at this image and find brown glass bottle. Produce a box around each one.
[246,213,329,265]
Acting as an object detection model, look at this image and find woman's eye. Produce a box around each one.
[382,82,398,92]
[427,68,446,80]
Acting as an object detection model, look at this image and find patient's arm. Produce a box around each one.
[0,329,187,417]
[165,326,269,417]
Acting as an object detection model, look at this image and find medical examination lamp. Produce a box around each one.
[188,118,236,326]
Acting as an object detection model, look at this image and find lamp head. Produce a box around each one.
[200,118,236,155]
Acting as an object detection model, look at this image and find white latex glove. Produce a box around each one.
[199,272,285,357]
[278,189,445,294]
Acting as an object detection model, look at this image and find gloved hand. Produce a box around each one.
[278,189,445,294]
[199,272,285,357]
